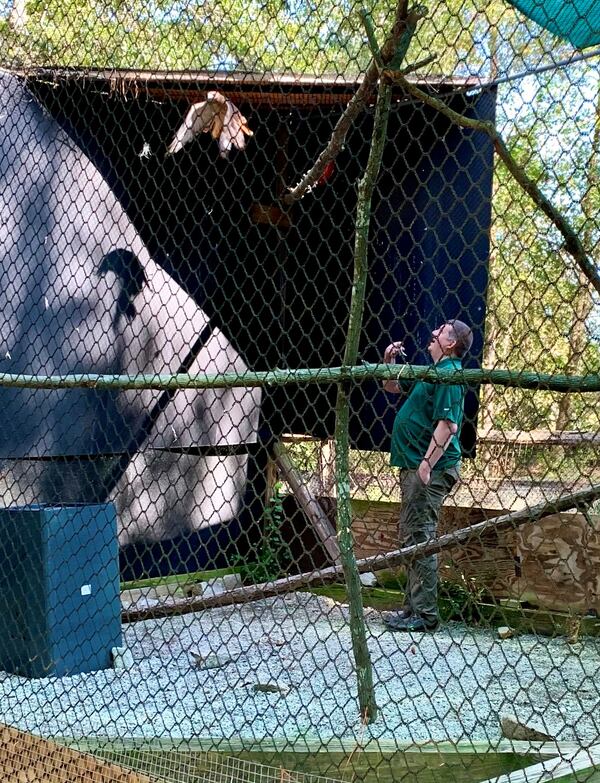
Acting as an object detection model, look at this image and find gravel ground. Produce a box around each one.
[1,593,600,744]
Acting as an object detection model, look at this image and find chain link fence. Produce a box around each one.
[0,0,598,781]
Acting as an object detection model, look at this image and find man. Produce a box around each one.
[382,320,473,632]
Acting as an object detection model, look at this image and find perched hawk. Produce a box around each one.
[166,91,253,158]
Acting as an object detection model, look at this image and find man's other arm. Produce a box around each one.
[418,419,458,484]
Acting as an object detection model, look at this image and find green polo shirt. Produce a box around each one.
[390,357,465,472]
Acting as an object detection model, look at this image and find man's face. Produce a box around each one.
[428,323,457,362]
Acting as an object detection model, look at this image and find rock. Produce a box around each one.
[222,573,243,591]
[153,582,182,598]
[191,653,233,670]
[252,682,290,695]
[497,626,515,640]
[182,582,203,597]
[200,578,229,598]
[359,572,378,588]
[183,573,242,598]
[500,716,554,742]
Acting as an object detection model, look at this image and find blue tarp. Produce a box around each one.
[508,0,600,48]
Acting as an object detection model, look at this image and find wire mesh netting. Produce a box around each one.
[0,0,598,782]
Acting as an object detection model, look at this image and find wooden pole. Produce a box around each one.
[331,0,426,724]
[0,364,598,392]
[332,63,396,727]
[273,441,340,563]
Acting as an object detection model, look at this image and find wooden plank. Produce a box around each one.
[479,744,600,783]
[64,735,578,757]
[273,441,340,563]
[0,723,155,783]
[512,513,600,613]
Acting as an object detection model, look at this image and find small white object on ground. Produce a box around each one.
[200,578,230,598]
[359,572,378,587]
[497,626,515,640]
[111,647,134,671]
[222,573,243,591]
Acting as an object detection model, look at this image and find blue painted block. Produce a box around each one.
[0,503,122,678]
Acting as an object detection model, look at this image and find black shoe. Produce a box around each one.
[381,608,412,629]
[384,614,439,633]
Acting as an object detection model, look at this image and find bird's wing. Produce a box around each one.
[166,98,224,154]
[217,101,254,158]
[210,101,226,140]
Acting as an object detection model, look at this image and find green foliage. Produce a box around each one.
[236,482,292,585]
[439,576,493,625]
[0,0,568,75]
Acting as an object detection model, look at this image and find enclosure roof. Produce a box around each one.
[9,67,489,106]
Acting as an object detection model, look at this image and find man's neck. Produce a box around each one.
[434,353,457,365]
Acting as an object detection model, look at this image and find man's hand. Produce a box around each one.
[418,459,431,485]
[384,341,405,363]
[382,341,406,394]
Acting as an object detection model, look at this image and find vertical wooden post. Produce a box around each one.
[334,77,394,725]
[333,1,424,724]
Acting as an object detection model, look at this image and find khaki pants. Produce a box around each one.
[398,469,457,623]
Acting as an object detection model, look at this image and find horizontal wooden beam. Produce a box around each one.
[479,744,600,783]
[0,364,599,392]
[62,735,579,758]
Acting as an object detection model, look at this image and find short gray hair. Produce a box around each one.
[448,319,473,358]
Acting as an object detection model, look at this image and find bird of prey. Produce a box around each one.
[166,91,253,158]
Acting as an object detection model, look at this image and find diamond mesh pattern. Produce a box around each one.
[0,2,597,782]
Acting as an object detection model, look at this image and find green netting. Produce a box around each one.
[507,0,600,48]
[0,1,598,782]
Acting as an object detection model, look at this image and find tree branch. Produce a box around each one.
[282,4,428,205]
[394,73,600,296]
[381,53,437,79]
[333,1,427,726]
[1,364,599,391]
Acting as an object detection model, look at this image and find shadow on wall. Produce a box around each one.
[0,73,261,559]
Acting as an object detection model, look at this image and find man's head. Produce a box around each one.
[428,320,473,363]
